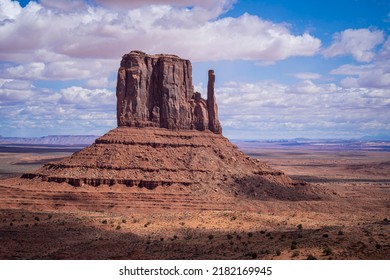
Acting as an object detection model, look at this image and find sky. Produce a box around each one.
[0,0,389,140]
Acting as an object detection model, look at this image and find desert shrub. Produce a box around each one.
[375,244,381,249]
[144,221,151,227]
[48,214,52,220]
[116,225,121,230]
[260,230,266,234]
[338,230,344,235]
[230,216,237,221]
[276,250,281,256]
[227,234,233,240]
[291,250,300,257]
[34,217,40,222]
[208,234,214,240]
[102,220,107,224]
[297,224,303,230]
[291,241,298,250]
[307,254,317,260]
[184,234,192,240]
[248,252,257,259]
[265,232,271,237]
[122,219,126,223]
[323,247,332,256]
[322,233,329,238]
[248,232,253,238]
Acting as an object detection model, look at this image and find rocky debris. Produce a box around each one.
[116,51,222,134]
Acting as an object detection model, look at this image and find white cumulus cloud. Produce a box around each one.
[323,28,384,62]
[0,0,320,68]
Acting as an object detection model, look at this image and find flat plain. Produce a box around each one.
[0,140,388,259]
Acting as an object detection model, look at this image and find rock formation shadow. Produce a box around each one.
[232,174,323,201]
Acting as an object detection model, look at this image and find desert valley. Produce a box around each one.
[0,51,388,260]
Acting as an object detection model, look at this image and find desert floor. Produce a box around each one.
[0,143,388,259]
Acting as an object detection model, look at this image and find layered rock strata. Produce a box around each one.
[22,51,316,200]
[116,51,221,133]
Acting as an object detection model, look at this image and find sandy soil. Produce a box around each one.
[0,146,388,260]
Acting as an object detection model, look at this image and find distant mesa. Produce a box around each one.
[117,51,222,134]
[22,51,317,201]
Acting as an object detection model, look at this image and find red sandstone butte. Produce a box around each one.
[21,51,317,201]
[116,51,221,133]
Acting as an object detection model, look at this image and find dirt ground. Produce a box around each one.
[0,144,388,260]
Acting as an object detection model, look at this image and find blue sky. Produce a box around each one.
[0,0,389,139]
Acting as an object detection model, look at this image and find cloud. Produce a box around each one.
[0,0,21,21]
[0,82,116,136]
[94,0,236,11]
[216,80,390,139]
[323,28,384,62]
[39,0,86,11]
[331,61,390,89]
[2,59,116,81]
[288,72,322,80]
[59,86,115,108]
[0,0,320,68]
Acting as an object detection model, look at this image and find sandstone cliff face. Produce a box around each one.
[116,51,221,133]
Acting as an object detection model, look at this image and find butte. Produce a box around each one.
[21,51,318,204]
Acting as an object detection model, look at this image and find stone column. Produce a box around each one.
[207,70,222,134]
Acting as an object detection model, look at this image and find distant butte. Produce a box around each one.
[22,51,317,201]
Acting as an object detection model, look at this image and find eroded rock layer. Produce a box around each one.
[22,127,316,200]
[116,51,221,133]
[21,51,318,200]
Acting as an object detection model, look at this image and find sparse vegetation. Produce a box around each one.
[247,232,253,238]
[322,233,329,238]
[208,234,214,240]
[276,250,281,256]
[122,219,126,223]
[291,240,298,250]
[323,247,333,256]
[291,250,300,258]
[144,221,151,228]
[102,220,107,224]
[116,225,121,230]
[338,230,344,235]
[297,224,303,230]
[34,217,40,222]
[307,254,317,260]
[247,252,257,259]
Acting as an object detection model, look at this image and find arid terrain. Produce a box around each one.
[0,140,388,260]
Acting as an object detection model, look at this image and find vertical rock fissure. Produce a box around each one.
[116,51,222,134]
